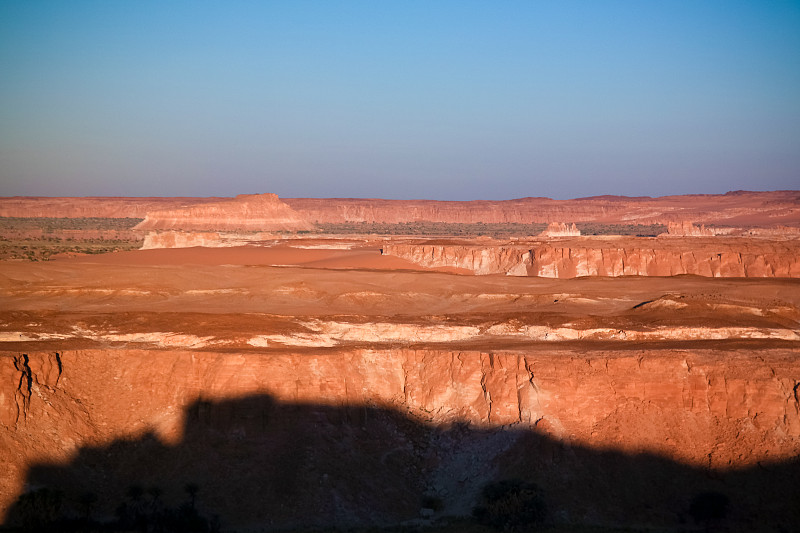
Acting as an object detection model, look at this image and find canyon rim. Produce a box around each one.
[1,191,799,532]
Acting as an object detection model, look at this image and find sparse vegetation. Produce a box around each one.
[285,523,649,533]
[15,487,63,532]
[314,221,548,237]
[575,223,666,237]
[472,479,548,532]
[0,217,144,261]
[0,217,143,231]
[185,482,199,509]
[421,494,445,512]
[314,222,666,238]
[11,482,219,533]
[0,217,669,261]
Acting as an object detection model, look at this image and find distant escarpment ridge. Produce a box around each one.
[283,191,800,226]
[0,190,799,227]
[132,193,314,232]
[0,196,221,219]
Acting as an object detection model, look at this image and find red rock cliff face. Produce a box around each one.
[284,190,800,226]
[381,242,532,275]
[530,240,800,278]
[2,191,798,227]
[2,347,798,528]
[663,221,718,236]
[4,347,798,463]
[134,194,313,232]
[139,231,279,249]
[382,238,800,277]
[540,222,581,236]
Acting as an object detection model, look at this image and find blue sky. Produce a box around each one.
[1,1,798,200]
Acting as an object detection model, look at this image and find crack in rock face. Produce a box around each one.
[13,354,32,424]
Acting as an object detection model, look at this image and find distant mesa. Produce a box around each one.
[134,193,313,232]
[1,191,798,228]
[539,222,581,237]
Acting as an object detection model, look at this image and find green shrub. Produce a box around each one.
[15,487,63,531]
[472,479,547,531]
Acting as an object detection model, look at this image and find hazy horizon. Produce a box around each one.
[1,1,798,201]
[1,189,798,202]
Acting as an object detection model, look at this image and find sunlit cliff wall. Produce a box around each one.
[382,239,800,277]
[2,346,799,529]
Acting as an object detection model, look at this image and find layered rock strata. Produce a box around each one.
[2,346,798,529]
[662,221,719,236]
[134,194,313,232]
[3,191,799,227]
[140,231,280,249]
[539,222,581,237]
[381,242,532,275]
[382,238,800,277]
[2,248,799,530]
[284,190,800,226]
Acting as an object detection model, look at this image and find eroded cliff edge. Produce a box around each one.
[133,193,313,232]
[2,346,799,530]
[382,237,800,277]
[3,190,799,226]
[1,255,798,530]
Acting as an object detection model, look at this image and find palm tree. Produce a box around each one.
[126,484,144,503]
[78,491,97,522]
[125,484,145,524]
[184,482,199,509]
[147,486,162,504]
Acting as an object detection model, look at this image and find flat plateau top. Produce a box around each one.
[2,244,798,352]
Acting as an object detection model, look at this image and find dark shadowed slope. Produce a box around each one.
[4,394,798,532]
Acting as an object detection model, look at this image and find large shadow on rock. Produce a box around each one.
[4,394,799,531]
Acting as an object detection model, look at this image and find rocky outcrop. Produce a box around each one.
[140,231,278,249]
[4,347,797,458]
[539,222,580,237]
[662,221,717,237]
[141,231,224,249]
[529,242,800,278]
[134,194,313,232]
[745,225,800,237]
[382,238,800,277]
[381,242,531,275]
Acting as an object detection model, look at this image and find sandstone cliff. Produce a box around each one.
[3,191,798,227]
[381,242,531,275]
[382,238,800,277]
[662,221,717,236]
[2,346,798,529]
[284,190,800,226]
[539,222,581,237]
[134,194,313,232]
[529,240,800,277]
[140,231,279,249]
[141,231,226,249]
